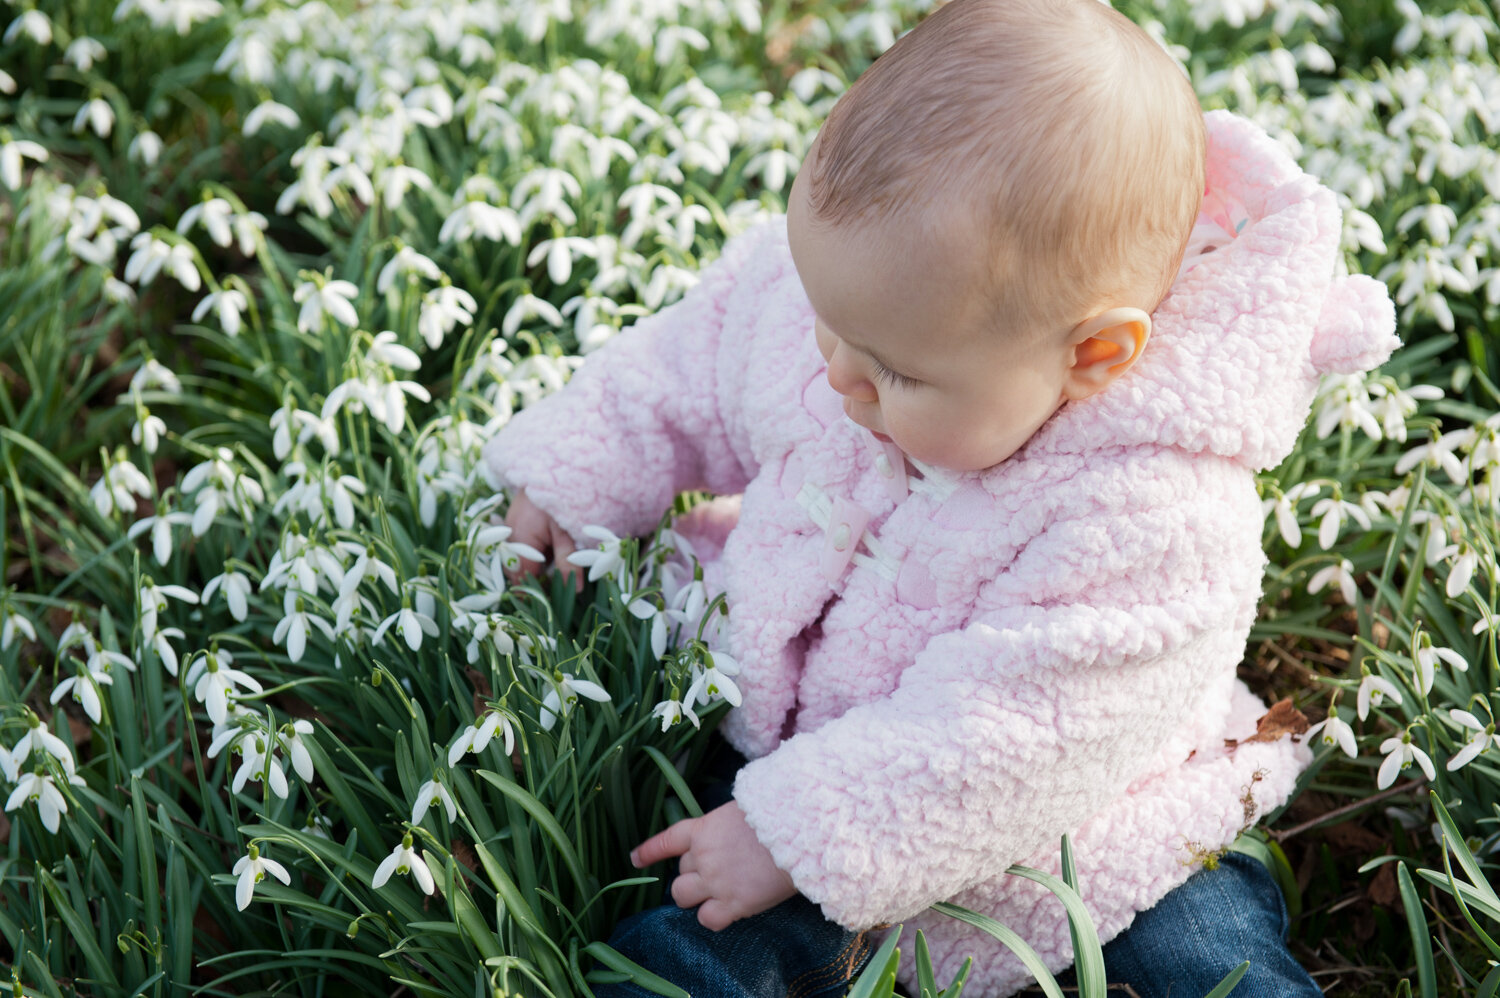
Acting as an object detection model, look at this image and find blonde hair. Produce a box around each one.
[805,0,1205,335]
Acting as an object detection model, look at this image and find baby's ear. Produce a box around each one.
[1062,307,1152,401]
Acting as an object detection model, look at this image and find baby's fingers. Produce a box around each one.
[631,819,696,868]
[695,899,738,932]
[669,871,709,910]
[551,521,582,591]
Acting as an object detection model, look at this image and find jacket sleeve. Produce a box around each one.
[481,222,777,539]
[732,462,1263,929]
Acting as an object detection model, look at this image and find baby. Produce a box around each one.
[485,0,1398,994]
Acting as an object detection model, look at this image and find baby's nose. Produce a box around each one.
[825,344,878,403]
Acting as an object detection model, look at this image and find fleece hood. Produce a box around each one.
[1035,110,1398,470]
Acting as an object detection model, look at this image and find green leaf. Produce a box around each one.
[1200,961,1249,998]
[641,745,704,818]
[845,927,903,998]
[582,941,691,998]
[476,768,591,901]
[932,902,1063,998]
[1397,862,1436,998]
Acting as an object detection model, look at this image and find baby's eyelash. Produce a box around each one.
[871,358,920,390]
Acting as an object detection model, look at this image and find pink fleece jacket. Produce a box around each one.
[483,111,1399,995]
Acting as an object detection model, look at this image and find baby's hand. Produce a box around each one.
[503,489,580,583]
[631,801,797,931]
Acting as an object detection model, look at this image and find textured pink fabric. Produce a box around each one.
[483,112,1398,995]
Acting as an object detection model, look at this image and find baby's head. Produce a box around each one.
[786,0,1205,472]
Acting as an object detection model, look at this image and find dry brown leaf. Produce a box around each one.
[1225,698,1309,748]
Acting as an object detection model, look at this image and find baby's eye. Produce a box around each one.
[871,358,921,390]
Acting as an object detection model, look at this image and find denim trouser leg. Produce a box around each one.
[593,894,874,998]
[1061,851,1322,998]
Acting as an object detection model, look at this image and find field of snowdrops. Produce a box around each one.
[1,0,1498,994]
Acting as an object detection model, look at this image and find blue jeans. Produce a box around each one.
[593,852,1320,997]
[592,745,1321,998]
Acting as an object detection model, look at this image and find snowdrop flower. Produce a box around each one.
[1305,707,1357,758]
[129,131,163,167]
[138,577,198,643]
[0,138,49,190]
[128,508,193,565]
[454,611,516,664]
[243,100,301,136]
[469,523,544,587]
[232,734,289,798]
[90,456,152,517]
[378,164,434,211]
[12,716,76,775]
[628,593,670,660]
[1447,709,1500,771]
[448,710,516,765]
[512,167,581,227]
[124,232,200,290]
[303,813,333,839]
[371,599,439,652]
[51,663,112,724]
[1432,540,1481,598]
[1310,492,1372,550]
[538,670,612,731]
[372,832,435,894]
[186,644,263,724]
[202,569,253,621]
[367,331,421,372]
[2,10,51,45]
[6,770,84,834]
[411,778,457,825]
[651,696,699,732]
[1307,558,1357,606]
[260,531,341,595]
[501,292,564,337]
[1413,634,1467,696]
[1395,429,1469,483]
[130,406,168,454]
[337,544,399,601]
[129,358,181,396]
[192,287,249,337]
[149,627,185,676]
[376,246,441,294]
[103,277,137,304]
[417,285,477,349]
[527,235,598,285]
[1314,374,1382,441]
[232,844,290,910]
[0,70,12,95]
[1378,730,1435,789]
[686,650,743,708]
[293,278,360,332]
[438,201,522,245]
[181,448,264,535]
[1,604,37,652]
[567,526,628,583]
[178,197,234,247]
[274,596,335,664]
[1356,668,1403,720]
[1368,381,1443,443]
[269,403,337,460]
[230,211,267,256]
